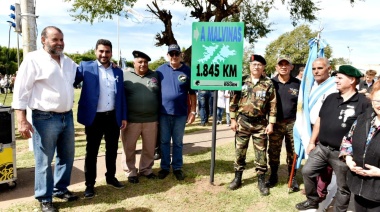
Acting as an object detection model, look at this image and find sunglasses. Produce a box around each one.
[169,51,180,57]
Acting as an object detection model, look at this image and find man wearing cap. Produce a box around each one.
[296,65,370,211]
[266,56,300,192]
[120,50,160,184]
[228,54,276,196]
[156,44,197,181]
[74,39,127,199]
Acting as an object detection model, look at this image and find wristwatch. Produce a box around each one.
[191,111,196,115]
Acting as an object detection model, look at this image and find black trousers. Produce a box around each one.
[84,111,120,186]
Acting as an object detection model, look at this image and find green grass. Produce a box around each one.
[1,90,215,168]
[5,143,305,212]
[2,91,306,211]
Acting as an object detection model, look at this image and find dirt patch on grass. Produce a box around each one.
[193,177,225,194]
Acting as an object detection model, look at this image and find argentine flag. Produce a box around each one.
[293,36,328,169]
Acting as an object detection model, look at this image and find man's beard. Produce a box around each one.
[46,43,63,55]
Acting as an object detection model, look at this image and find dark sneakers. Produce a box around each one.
[106,178,125,189]
[158,169,170,179]
[128,176,139,184]
[295,199,319,210]
[53,190,78,202]
[84,186,95,199]
[40,202,57,212]
[173,170,185,181]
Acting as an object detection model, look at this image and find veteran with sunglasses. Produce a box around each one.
[155,44,197,181]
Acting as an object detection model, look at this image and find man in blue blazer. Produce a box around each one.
[74,39,127,199]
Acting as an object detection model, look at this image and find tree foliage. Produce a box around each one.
[0,46,23,75]
[330,57,350,70]
[65,49,97,64]
[64,0,137,24]
[149,56,167,71]
[66,0,361,65]
[264,24,332,73]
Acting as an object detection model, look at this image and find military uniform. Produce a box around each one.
[268,76,300,167]
[230,75,277,174]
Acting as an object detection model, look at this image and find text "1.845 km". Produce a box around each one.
[196,64,237,77]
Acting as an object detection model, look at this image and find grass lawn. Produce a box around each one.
[1,91,306,212]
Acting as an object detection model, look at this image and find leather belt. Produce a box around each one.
[319,142,339,151]
[239,114,266,123]
[97,110,115,115]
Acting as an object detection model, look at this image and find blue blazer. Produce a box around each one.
[74,61,127,127]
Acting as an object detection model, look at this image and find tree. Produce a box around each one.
[263,24,332,73]
[65,50,97,64]
[0,46,23,75]
[64,0,137,24]
[149,56,167,71]
[66,0,360,65]
[330,57,350,70]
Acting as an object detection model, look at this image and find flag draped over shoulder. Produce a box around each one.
[293,36,328,169]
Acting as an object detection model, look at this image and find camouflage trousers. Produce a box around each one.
[234,115,268,174]
[268,119,296,168]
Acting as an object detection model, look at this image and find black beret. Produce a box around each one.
[337,65,363,78]
[132,50,151,61]
[249,54,266,65]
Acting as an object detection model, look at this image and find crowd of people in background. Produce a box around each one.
[0,73,16,94]
[9,25,380,212]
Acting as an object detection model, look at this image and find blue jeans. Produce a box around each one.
[32,110,75,202]
[217,107,224,122]
[198,90,211,124]
[159,114,187,171]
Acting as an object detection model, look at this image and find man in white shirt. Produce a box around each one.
[12,26,78,212]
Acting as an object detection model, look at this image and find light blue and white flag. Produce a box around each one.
[293,36,328,169]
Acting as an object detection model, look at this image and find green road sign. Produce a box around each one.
[191,22,244,91]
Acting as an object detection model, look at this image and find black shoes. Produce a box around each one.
[173,170,185,181]
[53,190,78,202]
[158,169,170,179]
[154,148,161,160]
[144,173,157,179]
[106,178,125,189]
[40,202,57,212]
[84,186,95,199]
[128,176,139,184]
[295,199,319,210]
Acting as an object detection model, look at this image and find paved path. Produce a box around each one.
[0,125,235,209]
[0,124,354,211]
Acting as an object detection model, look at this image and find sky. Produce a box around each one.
[0,0,379,66]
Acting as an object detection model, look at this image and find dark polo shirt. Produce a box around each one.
[123,70,160,123]
[318,92,370,149]
[271,75,300,121]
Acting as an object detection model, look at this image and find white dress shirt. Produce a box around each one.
[12,49,77,112]
[96,61,116,112]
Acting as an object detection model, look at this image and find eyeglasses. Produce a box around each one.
[169,51,180,57]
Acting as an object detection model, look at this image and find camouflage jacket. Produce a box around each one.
[230,75,277,123]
